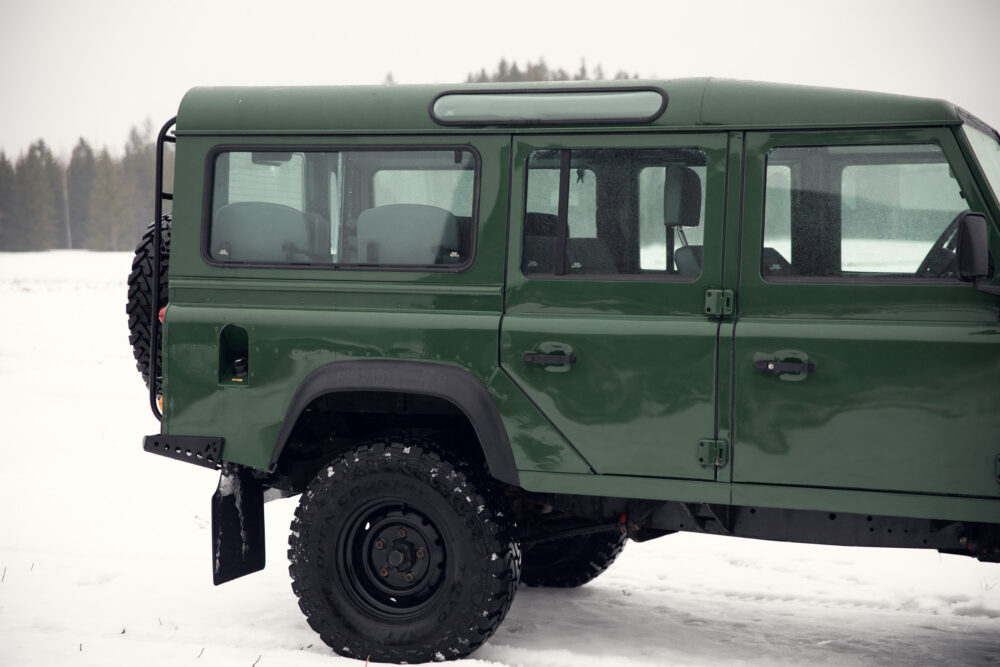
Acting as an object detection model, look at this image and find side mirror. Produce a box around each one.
[955,211,1000,296]
[956,212,989,281]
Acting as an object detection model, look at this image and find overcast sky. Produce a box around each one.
[2,0,998,158]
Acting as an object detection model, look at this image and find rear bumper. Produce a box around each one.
[143,434,223,469]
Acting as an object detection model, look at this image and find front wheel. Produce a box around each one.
[288,439,520,663]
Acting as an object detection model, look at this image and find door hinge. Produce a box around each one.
[704,289,734,317]
[698,439,729,468]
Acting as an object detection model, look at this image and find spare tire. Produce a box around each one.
[126,214,170,391]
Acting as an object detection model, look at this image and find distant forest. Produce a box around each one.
[0,60,633,252]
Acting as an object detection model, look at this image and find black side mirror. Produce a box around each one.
[956,212,990,281]
[956,211,1000,296]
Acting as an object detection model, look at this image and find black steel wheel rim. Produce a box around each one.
[337,499,447,619]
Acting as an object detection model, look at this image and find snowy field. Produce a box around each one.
[1,251,999,667]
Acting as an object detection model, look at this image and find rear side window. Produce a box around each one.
[208,148,477,268]
[522,147,706,279]
[762,144,968,280]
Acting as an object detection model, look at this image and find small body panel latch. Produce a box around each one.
[698,439,729,468]
[704,289,734,317]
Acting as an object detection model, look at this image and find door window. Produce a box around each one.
[762,144,968,280]
[522,147,707,278]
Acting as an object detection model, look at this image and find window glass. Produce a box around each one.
[225,152,304,209]
[522,147,707,278]
[638,166,706,269]
[374,170,475,217]
[209,149,476,268]
[525,159,597,237]
[763,144,967,280]
[964,124,1000,203]
[432,90,665,125]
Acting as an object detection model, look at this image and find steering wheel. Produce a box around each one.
[915,211,965,278]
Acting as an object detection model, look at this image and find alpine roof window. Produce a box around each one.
[208,148,478,269]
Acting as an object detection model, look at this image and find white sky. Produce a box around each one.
[2,0,999,158]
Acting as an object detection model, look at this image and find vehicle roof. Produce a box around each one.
[175,78,964,136]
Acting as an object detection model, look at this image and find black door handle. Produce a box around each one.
[754,359,815,374]
[522,352,577,366]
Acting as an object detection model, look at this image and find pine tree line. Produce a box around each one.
[464,58,638,83]
[0,122,170,252]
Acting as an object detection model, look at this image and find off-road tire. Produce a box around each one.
[521,530,627,588]
[126,215,170,392]
[288,439,520,663]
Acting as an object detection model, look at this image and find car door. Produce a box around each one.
[500,132,728,480]
[733,128,1000,500]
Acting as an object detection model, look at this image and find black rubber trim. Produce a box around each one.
[143,434,223,469]
[268,360,519,486]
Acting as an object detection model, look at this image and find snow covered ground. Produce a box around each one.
[1,251,998,667]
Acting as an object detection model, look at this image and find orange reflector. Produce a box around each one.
[157,395,163,412]
[158,307,166,324]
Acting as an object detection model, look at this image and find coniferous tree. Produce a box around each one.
[11,141,60,250]
[120,121,155,246]
[43,146,69,248]
[67,138,96,249]
[89,148,128,250]
[0,152,14,250]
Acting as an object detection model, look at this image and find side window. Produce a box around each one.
[522,147,706,278]
[208,148,477,268]
[762,144,968,280]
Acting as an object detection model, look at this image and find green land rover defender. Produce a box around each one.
[128,78,1000,662]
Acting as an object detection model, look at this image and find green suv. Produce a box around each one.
[128,78,1000,663]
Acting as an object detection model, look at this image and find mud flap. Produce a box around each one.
[211,463,265,585]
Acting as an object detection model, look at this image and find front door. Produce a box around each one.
[734,128,1000,499]
[500,133,728,480]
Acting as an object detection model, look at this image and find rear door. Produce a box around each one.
[500,133,728,480]
[733,128,1000,499]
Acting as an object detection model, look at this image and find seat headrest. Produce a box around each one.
[212,201,310,262]
[356,204,459,265]
[664,166,702,227]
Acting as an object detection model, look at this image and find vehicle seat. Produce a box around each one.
[356,204,460,265]
[674,245,703,277]
[212,201,311,263]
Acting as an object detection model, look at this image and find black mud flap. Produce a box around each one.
[211,463,265,585]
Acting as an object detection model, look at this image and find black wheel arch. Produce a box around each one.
[269,360,519,486]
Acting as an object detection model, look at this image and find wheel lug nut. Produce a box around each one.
[397,528,407,538]
[379,567,389,577]
[374,539,385,550]
[416,548,425,559]
[404,572,414,582]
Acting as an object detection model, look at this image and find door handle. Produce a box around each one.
[754,359,815,374]
[522,352,577,366]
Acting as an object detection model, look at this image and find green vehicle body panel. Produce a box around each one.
[157,79,1000,527]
